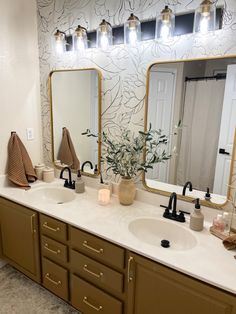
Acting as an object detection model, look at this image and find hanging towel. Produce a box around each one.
[8,133,37,188]
[58,127,80,170]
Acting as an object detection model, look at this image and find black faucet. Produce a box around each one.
[81,161,93,172]
[162,192,185,223]
[182,181,193,196]
[60,167,75,189]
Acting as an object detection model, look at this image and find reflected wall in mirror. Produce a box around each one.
[144,57,236,207]
[50,69,101,176]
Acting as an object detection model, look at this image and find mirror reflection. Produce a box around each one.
[50,69,101,175]
[145,57,236,205]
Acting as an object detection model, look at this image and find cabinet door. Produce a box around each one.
[0,198,40,282]
[127,252,236,314]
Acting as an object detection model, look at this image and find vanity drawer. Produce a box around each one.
[42,257,68,301]
[41,235,68,264]
[70,227,125,269]
[71,250,124,294]
[71,275,123,314]
[40,214,67,242]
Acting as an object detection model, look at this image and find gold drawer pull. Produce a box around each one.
[83,240,104,254]
[44,243,61,255]
[83,264,103,279]
[43,222,60,232]
[128,256,134,283]
[83,296,103,312]
[45,273,61,286]
[31,214,36,234]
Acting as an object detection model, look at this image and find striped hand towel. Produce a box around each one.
[58,127,80,170]
[8,133,37,188]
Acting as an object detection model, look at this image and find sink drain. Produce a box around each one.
[161,239,170,248]
[57,202,64,205]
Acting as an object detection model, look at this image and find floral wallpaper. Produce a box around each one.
[36,0,236,210]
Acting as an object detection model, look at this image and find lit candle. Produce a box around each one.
[98,188,110,205]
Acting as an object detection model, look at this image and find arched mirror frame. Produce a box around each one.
[143,56,236,209]
[49,68,102,177]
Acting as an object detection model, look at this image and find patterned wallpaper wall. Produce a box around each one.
[37,0,236,209]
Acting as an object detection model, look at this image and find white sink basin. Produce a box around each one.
[128,218,197,251]
[27,186,76,205]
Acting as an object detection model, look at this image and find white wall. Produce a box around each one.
[0,0,42,174]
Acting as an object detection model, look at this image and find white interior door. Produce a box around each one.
[147,70,176,181]
[213,64,236,195]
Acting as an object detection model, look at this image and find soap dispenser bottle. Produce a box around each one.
[190,198,204,231]
[75,170,85,193]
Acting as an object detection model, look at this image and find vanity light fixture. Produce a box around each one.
[155,6,175,40]
[194,0,216,33]
[96,19,113,50]
[124,13,141,45]
[73,25,88,52]
[54,29,66,54]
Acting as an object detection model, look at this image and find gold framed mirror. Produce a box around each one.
[143,56,236,208]
[49,68,102,177]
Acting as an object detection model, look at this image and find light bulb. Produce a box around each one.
[100,33,109,50]
[55,41,64,54]
[76,37,85,51]
[129,29,138,45]
[160,23,171,40]
[199,15,210,33]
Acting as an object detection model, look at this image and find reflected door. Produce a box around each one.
[147,70,176,181]
[214,64,236,195]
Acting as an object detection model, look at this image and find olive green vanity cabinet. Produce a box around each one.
[0,197,41,283]
[0,197,236,314]
[127,252,236,314]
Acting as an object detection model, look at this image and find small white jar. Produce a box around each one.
[43,167,55,183]
[35,163,45,180]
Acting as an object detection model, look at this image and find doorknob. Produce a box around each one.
[219,148,230,155]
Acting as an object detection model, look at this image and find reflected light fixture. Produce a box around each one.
[124,13,141,45]
[54,29,66,54]
[73,25,88,52]
[194,0,216,33]
[96,19,112,50]
[155,6,175,40]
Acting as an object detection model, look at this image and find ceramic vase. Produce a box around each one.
[118,177,136,205]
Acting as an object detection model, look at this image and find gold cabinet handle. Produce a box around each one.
[43,222,60,232]
[44,243,61,255]
[31,214,36,234]
[82,240,104,254]
[83,296,103,312]
[83,264,103,279]
[128,256,134,283]
[45,273,61,286]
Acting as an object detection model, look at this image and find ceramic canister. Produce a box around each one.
[34,163,45,180]
[42,167,55,183]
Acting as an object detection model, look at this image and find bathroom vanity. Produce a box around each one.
[0,179,235,314]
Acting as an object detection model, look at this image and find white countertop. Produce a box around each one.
[0,176,235,295]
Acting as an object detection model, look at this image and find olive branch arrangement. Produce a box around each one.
[82,122,180,179]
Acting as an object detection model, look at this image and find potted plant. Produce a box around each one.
[83,124,177,205]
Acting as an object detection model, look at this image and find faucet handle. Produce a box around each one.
[178,211,186,222]
[64,179,69,187]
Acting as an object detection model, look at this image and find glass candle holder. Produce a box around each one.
[98,188,110,205]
